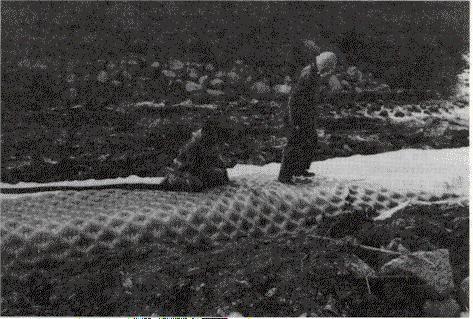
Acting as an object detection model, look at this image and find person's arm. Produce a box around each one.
[286,65,313,129]
[327,74,342,92]
[171,129,204,172]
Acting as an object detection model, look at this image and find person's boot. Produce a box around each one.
[278,175,295,184]
[295,170,315,177]
[278,169,295,184]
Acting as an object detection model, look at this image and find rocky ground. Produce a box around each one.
[1,55,469,317]
[1,202,468,316]
[2,97,468,184]
[1,55,468,183]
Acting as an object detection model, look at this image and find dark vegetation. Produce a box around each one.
[0,1,469,183]
[1,2,469,92]
[1,204,468,316]
[0,3,469,316]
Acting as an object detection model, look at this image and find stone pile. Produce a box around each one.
[9,56,395,110]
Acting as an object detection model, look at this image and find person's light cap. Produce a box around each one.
[316,51,337,76]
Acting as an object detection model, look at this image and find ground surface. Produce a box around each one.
[0,23,469,316]
[1,203,468,316]
[0,148,469,316]
[1,97,468,184]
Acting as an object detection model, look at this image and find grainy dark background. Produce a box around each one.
[2,1,468,92]
[0,3,470,317]
[0,1,469,183]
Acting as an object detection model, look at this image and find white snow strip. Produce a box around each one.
[0,175,165,189]
[135,101,166,108]
[0,176,165,199]
[229,147,469,196]
[134,100,218,110]
[0,148,468,199]
[1,191,63,200]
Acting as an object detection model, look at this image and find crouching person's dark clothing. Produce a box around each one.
[160,128,230,192]
[279,64,321,180]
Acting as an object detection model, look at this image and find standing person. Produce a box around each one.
[278,46,338,184]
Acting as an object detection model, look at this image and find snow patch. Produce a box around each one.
[229,147,469,196]
[0,176,164,193]
[455,53,469,102]
[1,148,468,199]
[135,101,165,108]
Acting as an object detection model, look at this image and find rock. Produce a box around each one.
[250,81,271,95]
[210,78,224,88]
[162,70,176,78]
[198,75,208,85]
[343,254,377,278]
[423,298,460,317]
[355,87,363,94]
[375,83,390,92]
[341,79,351,90]
[106,62,116,70]
[424,119,449,138]
[138,76,150,82]
[18,59,31,68]
[66,74,76,84]
[380,249,455,296]
[274,84,292,95]
[32,62,47,70]
[346,66,363,82]
[169,59,184,70]
[322,294,338,315]
[228,311,243,317]
[97,70,109,83]
[122,277,133,289]
[309,252,377,279]
[265,287,277,297]
[226,71,240,83]
[122,70,132,80]
[343,144,353,153]
[386,238,410,254]
[206,89,225,96]
[151,61,161,68]
[188,68,199,79]
[379,109,389,117]
[185,81,202,92]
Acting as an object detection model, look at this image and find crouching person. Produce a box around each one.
[160,118,233,192]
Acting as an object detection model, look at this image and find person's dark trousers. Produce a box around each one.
[299,122,318,171]
[278,125,318,181]
[280,118,319,179]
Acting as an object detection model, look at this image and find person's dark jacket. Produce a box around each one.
[287,64,323,130]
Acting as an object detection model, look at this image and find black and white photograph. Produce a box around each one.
[0,1,469,317]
